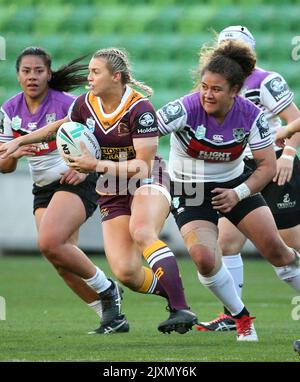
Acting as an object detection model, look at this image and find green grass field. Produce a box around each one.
[0,255,299,362]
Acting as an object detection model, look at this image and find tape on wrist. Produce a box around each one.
[281,154,294,161]
[233,183,251,201]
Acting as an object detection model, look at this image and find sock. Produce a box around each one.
[84,267,111,294]
[273,249,300,292]
[88,300,102,319]
[198,264,244,316]
[143,240,188,310]
[137,266,168,298]
[222,254,244,298]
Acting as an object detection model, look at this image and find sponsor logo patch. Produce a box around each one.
[265,76,289,102]
[195,125,206,140]
[277,193,296,209]
[11,116,22,131]
[101,146,136,161]
[256,113,270,139]
[137,126,158,134]
[159,101,184,124]
[138,112,155,127]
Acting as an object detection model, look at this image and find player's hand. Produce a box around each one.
[0,138,24,159]
[211,187,239,213]
[60,168,88,185]
[10,144,39,159]
[65,142,98,173]
[275,128,293,146]
[273,155,294,186]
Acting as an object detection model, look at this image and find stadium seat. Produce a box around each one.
[59,6,95,33]
[178,6,218,34]
[33,6,72,35]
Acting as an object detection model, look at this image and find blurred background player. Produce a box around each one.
[0,47,129,334]
[0,48,198,334]
[157,39,300,341]
[197,26,300,332]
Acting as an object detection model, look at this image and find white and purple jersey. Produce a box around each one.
[242,67,294,156]
[0,89,75,186]
[157,92,272,183]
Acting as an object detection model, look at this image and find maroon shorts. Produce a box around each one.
[98,157,170,221]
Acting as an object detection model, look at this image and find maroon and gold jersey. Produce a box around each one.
[69,86,159,162]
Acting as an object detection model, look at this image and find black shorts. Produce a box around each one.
[32,173,99,220]
[171,170,267,230]
[244,151,300,229]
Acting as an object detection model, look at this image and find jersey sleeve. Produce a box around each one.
[0,107,14,142]
[248,111,273,151]
[260,72,294,115]
[157,99,187,136]
[68,97,85,124]
[130,100,159,139]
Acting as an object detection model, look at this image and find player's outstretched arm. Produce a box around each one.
[0,117,69,158]
[275,116,300,143]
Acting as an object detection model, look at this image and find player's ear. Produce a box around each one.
[113,71,122,82]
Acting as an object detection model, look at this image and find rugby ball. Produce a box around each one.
[56,121,101,163]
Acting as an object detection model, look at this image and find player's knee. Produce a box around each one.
[130,225,156,250]
[260,237,288,265]
[112,267,138,289]
[189,244,216,275]
[38,236,62,265]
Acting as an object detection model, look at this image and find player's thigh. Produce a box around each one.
[237,206,282,255]
[38,191,86,243]
[218,217,247,255]
[35,206,79,245]
[279,224,300,251]
[130,186,170,237]
[102,215,143,277]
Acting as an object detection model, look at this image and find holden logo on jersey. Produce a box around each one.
[46,113,56,124]
[195,125,206,140]
[233,128,246,143]
[256,113,270,139]
[86,117,96,133]
[11,116,22,131]
[265,76,289,102]
[138,112,155,127]
[212,134,224,143]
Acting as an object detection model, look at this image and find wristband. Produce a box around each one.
[233,183,251,201]
[284,145,297,153]
[281,154,294,161]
